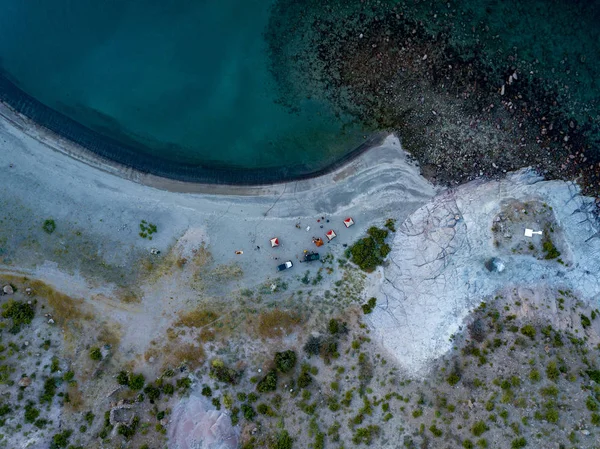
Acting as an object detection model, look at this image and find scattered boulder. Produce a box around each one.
[3,284,14,295]
[18,377,32,388]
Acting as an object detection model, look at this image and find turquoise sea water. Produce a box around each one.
[0,0,598,183]
[0,0,368,181]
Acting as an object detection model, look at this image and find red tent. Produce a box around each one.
[326,230,337,241]
[343,217,355,228]
[270,237,279,247]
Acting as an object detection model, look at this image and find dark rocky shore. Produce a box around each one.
[267,0,600,199]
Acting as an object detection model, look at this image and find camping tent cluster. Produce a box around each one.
[269,217,354,254]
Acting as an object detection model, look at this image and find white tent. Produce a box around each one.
[343,217,355,228]
[270,237,280,247]
[326,230,337,241]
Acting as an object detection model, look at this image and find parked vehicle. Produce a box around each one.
[303,252,320,262]
[277,261,293,271]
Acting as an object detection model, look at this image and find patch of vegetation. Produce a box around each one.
[361,297,377,314]
[210,359,240,384]
[384,218,396,232]
[43,219,56,234]
[139,220,158,240]
[89,346,102,361]
[274,350,297,373]
[352,425,381,444]
[40,377,57,403]
[1,299,35,333]
[520,324,536,339]
[50,429,72,448]
[128,373,146,390]
[542,234,560,259]
[348,226,391,272]
[257,370,278,393]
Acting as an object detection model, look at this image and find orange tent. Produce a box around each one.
[313,237,324,247]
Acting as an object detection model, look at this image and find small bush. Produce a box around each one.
[511,437,527,448]
[116,371,129,385]
[1,300,35,332]
[241,403,256,421]
[201,385,213,397]
[529,369,540,382]
[257,370,278,393]
[274,350,297,373]
[447,372,461,386]
[43,219,56,234]
[304,336,322,356]
[586,396,599,412]
[472,421,489,437]
[412,408,423,418]
[581,314,591,329]
[361,297,377,314]
[210,359,240,384]
[546,361,560,382]
[520,325,536,339]
[24,403,40,423]
[128,373,145,391]
[429,424,443,437]
[50,429,72,448]
[89,347,102,361]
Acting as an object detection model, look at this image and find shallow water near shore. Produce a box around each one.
[0,0,368,181]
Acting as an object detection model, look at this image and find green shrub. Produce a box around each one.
[298,370,312,388]
[542,236,560,259]
[586,396,599,411]
[1,300,35,332]
[327,318,342,335]
[271,429,293,449]
[117,416,139,439]
[546,361,560,381]
[352,425,381,444]
[447,372,461,386]
[361,297,377,314]
[529,369,540,382]
[384,219,396,232]
[144,383,161,401]
[201,385,213,397]
[587,370,600,383]
[274,350,297,373]
[43,219,56,234]
[412,408,423,418]
[257,370,278,393]
[210,359,240,384]
[50,429,72,448]
[84,411,95,425]
[241,403,256,421]
[511,437,527,448]
[463,440,474,449]
[472,421,489,436]
[476,439,488,448]
[429,424,443,437]
[581,314,591,329]
[89,347,102,361]
[591,413,600,425]
[116,371,129,385]
[520,325,536,339]
[348,226,391,272]
[128,373,145,390]
[24,403,40,423]
[40,377,57,403]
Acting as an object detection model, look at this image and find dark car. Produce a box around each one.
[303,252,320,262]
[277,261,293,271]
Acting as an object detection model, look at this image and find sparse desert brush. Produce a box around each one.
[177,307,219,328]
[28,279,92,324]
[257,309,302,338]
[209,263,243,282]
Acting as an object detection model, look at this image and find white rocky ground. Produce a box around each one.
[371,169,600,375]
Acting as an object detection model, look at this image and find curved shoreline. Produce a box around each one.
[0,74,385,191]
